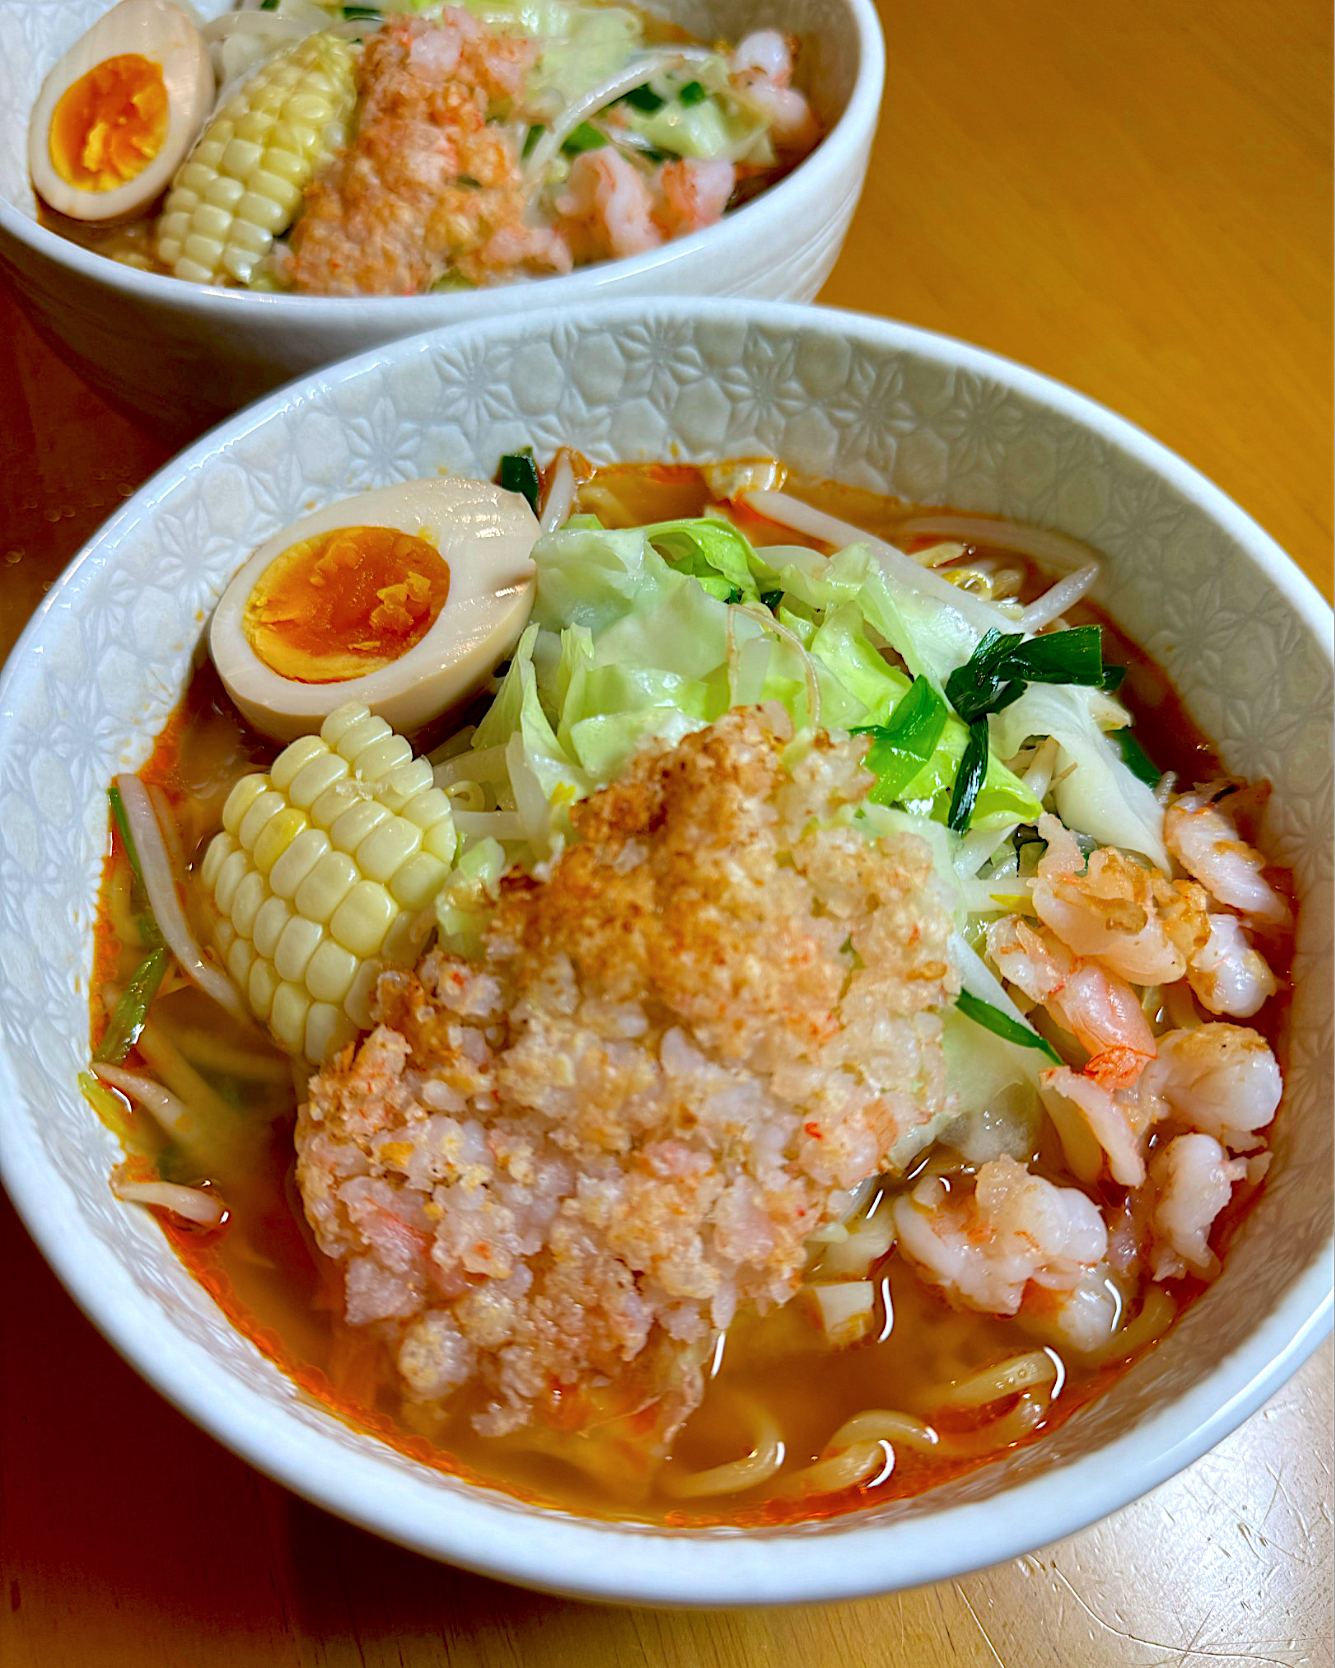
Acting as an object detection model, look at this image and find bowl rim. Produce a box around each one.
[0,296,1330,1608]
[0,0,885,318]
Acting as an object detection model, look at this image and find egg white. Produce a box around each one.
[29,0,213,223]
[210,476,540,743]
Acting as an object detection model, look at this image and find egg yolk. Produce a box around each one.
[243,526,452,685]
[49,55,169,193]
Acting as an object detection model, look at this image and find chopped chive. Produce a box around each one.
[498,448,541,516]
[623,84,665,112]
[342,4,381,17]
[851,676,950,806]
[677,80,707,106]
[78,1071,134,1140]
[947,717,990,833]
[108,784,144,888]
[955,991,1064,1066]
[1117,728,1161,788]
[95,948,168,1065]
[259,0,279,8]
[522,123,543,159]
[561,123,607,156]
[945,624,1121,723]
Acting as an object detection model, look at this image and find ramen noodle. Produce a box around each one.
[84,457,1292,1522]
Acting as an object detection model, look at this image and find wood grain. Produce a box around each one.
[0,0,1330,1663]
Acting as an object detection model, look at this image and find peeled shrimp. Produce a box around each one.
[655,158,736,238]
[1187,913,1279,1018]
[1032,813,1209,985]
[891,1154,1108,1317]
[1165,787,1291,926]
[1039,1066,1153,1187]
[556,148,662,263]
[729,30,819,153]
[986,915,1156,1088]
[1146,1132,1247,1280]
[1140,1024,1282,1151]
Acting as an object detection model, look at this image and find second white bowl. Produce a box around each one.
[0,0,884,433]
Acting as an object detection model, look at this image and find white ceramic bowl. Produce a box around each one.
[0,0,882,435]
[0,298,1329,1607]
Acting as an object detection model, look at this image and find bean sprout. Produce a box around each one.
[114,775,249,1024]
[1018,562,1101,634]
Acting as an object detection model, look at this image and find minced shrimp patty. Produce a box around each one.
[297,706,957,1442]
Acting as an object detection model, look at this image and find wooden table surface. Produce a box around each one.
[1,1,1330,1663]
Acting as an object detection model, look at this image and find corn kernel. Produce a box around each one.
[252,895,293,960]
[384,907,432,967]
[249,169,301,216]
[329,799,390,856]
[305,1002,357,1064]
[401,787,454,832]
[274,915,323,984]
[310,780,368,830]
[343,959,382,1030]
[271,982,312,1053]
[231,869,268,938]
[236,189,287,234]
[238,788,285,851]
[356,817,422,884]
[354,734,413,783]
[203,174,246,212]
[248,957,280,1022]
[268,825,330,899]
[423,817,457,864]
[270,733,327,791]
[214,847,250,916]
[330,880,398,958]
[294,849,360,923]
[252,804,309,875]
[227,936,255,988]
[378,757,434,811]
[288,749,350,808]
[183,231,225,270]
[234,110,277,144]
[215,918,236,958]
[222,773,269,835]
[337,712,392,764]
[321,701,370,747]
[200,830,236,890]
[305,937,358,1004]
[388,850,449,911]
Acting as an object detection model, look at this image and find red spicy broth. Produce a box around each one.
[86,463,1288,1525]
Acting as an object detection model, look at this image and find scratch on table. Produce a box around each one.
[1049,1566,1298,1668]
[954,1583,1006,1668]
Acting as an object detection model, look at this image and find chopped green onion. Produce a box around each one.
[623,84,665,113]
[1117,729,1161,787]
[342,4,381,18]
[95,948,168,1065]
[259,0,279,9]
[759,589,784,611]
[78,1071,134,1140]
[947,717,990,832]
[955,991,1063,1066]
[561,123,608,156]
[109,784,144,888]
[677,80,707,106]
[852,676,950,806]
[522,123,543,159]
[498,449,541,516]
[946,625,1122,723]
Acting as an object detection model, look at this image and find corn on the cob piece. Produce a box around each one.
[156,33,357,287]
[200,702,456,1064]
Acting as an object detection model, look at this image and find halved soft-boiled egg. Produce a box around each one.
[29,0,213,223]
[210,477,540,743]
